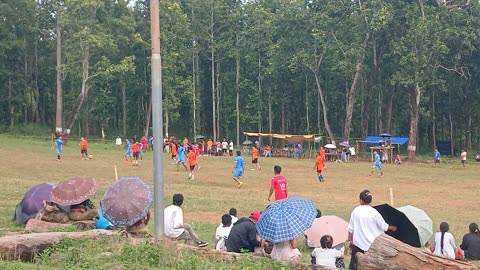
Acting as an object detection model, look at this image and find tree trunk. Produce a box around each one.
[192,45,197,141]
[210,2,216,142]
[268,91,272,145]
[216,61,221,139]
[343,33,369,141]
[432,91,436,148]
[9,78,15,129]
[55,8,63,132]
[0,230,119,262]
[144,93,152,137]
[122,81,127,137]
[257,52,262,133]
[449,108,454,157]
[305,73,310,132]
[282,99,286,134]
[235,50,240,147]
[165,109,169,138]
[64,47,90,140]
[407,83,421,160]
[23,36,28,125]
[356,234,480,270]
[385,88,394,134]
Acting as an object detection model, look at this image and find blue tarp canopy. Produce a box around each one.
[359,136,408,145]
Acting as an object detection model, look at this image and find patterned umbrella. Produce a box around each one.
[256,197,317,243]
[101,176,153,226]
[305,215,349,248]
[13,182,55,225]
[50,176,99,206]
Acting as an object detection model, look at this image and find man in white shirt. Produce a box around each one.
[164,194,208,247]
[222,139,228,154]
[347,190,396,270]
[348,146,356,162]
[115,136,122,149]
[229,140,234,156]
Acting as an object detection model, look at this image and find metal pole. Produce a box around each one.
[150,0,164,241]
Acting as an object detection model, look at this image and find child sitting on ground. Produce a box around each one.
[311,235,344,268]
[395,154,402,164]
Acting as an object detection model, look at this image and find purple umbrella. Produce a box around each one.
[339,141,350,147]
[101,177,153,226]
[14,182,55,225]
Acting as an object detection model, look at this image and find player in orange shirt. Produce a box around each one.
[314,151,325,182]
[251,146,262,170]
[207,139,213,156]
[131,140,141,166]
[79,137,88,160]
[187,148,197,180]
[170,142,178,161]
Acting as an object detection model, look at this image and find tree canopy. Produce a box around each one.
[1,0,480,156]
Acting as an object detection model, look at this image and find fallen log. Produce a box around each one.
[176,243,336,270]
[357,233,480,270]
[24,219,72,232]
[0,229,119,261]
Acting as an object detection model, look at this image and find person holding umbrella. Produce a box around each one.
[164,194,208,247]
[347,190,397,270]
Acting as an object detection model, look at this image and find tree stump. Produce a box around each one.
[357,234,480,270]
[0,229,119,261]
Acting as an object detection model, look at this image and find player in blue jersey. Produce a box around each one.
[124,138,132,162]
[54,137,63,161]
[433,148,441,165]
[232,151,245,189]
[176,144,188,171]
[370,150,383,177]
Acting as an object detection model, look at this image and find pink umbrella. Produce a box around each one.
[305,215,348,247]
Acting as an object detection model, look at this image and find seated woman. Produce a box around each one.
[126,211,151,234]
[432,222,459,259]
[270,239,301,262]
[311,235,344,268]
[460,223,480,260]
[68,199,98,221]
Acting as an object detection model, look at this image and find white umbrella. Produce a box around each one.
[324,143,336,149]
[397,205,433,246]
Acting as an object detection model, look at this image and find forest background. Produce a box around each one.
[1,0,479,158]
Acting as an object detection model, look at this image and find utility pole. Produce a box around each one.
[150,0,164,241]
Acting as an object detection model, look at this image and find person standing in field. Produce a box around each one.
[138,139,144,161]
[222,138,228,155]
[433,148,441,165]
[124,138,132,162]
[140,136,147,152]
[229,140,234,156]
[268,165,287,201]
[232,151,244,189]
[131,140,141,166]
[79,137,88,160]
[207,139,213,156]
[349,146,356,162]
[251,146,262,171]
[347,190,397,270]
[370,150,383,177]
[314,151,325,182]
[176,144,188,171]
[187,148,197,180]
[461,150,467,167]
[54,136,63,162]
[115,136,122,149]
[170,141,177,162]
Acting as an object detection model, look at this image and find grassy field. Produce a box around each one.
[0,134,479,268]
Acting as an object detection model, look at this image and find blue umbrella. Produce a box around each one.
[14,182,55,225]
[101,177,153,226]
[256,197,317,243]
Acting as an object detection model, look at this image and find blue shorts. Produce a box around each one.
[125,150,132,156]
[178,156,185,162]
[374,161,382,168]
[233,170,243,178]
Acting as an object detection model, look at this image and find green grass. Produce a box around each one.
[0,134,479,268]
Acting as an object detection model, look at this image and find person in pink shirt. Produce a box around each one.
[268,165,287,201]
[140,136,147,151]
